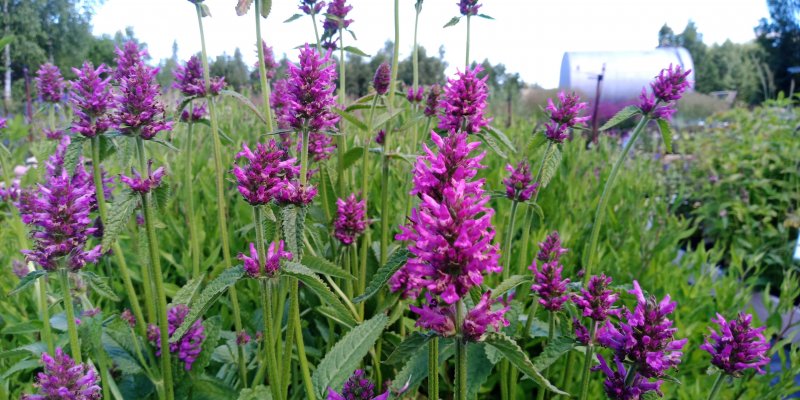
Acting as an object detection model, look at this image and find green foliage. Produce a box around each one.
[483,333,568,396]
[353,248,410,303]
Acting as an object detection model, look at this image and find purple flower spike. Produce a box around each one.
[544,91,589,143]
[114,62,173,140]
[255,40,279,80]
[236,331,251,345]
[593,354,663,400]
[536,231,568,263]
[173,55,225,97]
[373,63,391,95]
[424,84,442,117]
[572,274,620,321]
[238,241,293,278]
[148,305,205,371]
[375,129,385,146]
[322,0,353,32]
[409,294,457,337]
[299,0,325,15]
[21,348,101,400]
[335,193,368,246]
[407,86,424,104]
[298,132,336,161]
[700,313,770,377]
[121,309,136,328]
[281,45,339,134]
[180,101,208,122]
[113,41,149,81]
[327,369,389,400]
[459,0,482,16]
[70,62,113,138]
[438,66,491,134]
[232,140,299,205]
[35,63,66,103]
[463,291,509,341]
[529,259,570,312]
[120,160,166,194]
[597,281,687,378]
[271,78,291,130]
[503,161,537,202]
[638,65,692,119]
[17,137,101,272]
[275,180,318,206]
[574,318,590,345]
[0,117,7,129]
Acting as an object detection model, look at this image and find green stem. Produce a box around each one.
[294,296,316,400]
[136,137,173,400]
[183,107,201,278]
[428,336,439,400]
[255,0,274,132]
[357,231,370,319]
[195,4,248,385]
[300,130,310,185]
[379,138,390,266]
[336,30,347,195]
[707,373,725,400]
[90,136,109,227]
[387,0,400,110]
[502,200,519,279]
[282,282,299,399]
[360,96,379,199]
[517,141,553,274]
[465,16,471,67]
[58,269,81,363]
[259,279,283,400]
[585,116,648,283]
[309,11,321,52]
[139,231,157,325]
[559,351,575,399]
[537,312,555,400]
[455,300,468,400]
[343,247,353,298]
[578,322,598,400]
[38,277,54,354]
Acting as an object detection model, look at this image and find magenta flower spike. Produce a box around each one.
[593,354,663,400]
[409,294,458,337]
[334,193,368,246]
[503,161,537,202]
[373,63,391,96]
[463,291,509,341]
[407,86,424,104]
[327,369,389,400]
[424,84,442,117]
[18,137,102,272]
[70,62,113,138]
[173,55,225,97]
[572,274,620,321]
[597,281,687,378]
[297,132,336,161]
[529,231,570,311]
[299,0,325,15]
[21,348,101,400]
[255,40,279,80]
[114,62,173,140]
[638,64,692,120]
[458,0,482,16]
[35,63,66,103]
[113,41,149,81]
[238,240,293,278]
[274,180,318,206]
[374,129,386,146]
[281,44,339,134]
[147,305,205,371]
[271,78,291,130]
[120,160,166,194]
[544,91,589,143]
[180,101,208,122]
[232,140,299,205]
[438,65,491,134]
[322,0,353,32]
[700,313,770,377]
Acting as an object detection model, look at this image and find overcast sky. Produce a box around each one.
[92,0,770,89]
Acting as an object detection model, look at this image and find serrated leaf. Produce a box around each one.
[483,332,568,396]
[9,270,47,296]
[170,275,205,307]
[467,343,494,398]
[391,339,455,392]
[373,107,404,129]
[283,262,357,326]
[443,16,461,27]
[478,131,508,159]
[527,132,548,155]
[1,359,40,380]
[539,144,561,188]
[333,108,368,131]
[484,125,515,153]
[64,136,86,174]
[353,248,410,303]
[532,337,576,371]
[492,275,531,299]
[170,265,245,343]
[301,255,353,279]
[153,181,170,211]
[79,314,110,368]
[151,138,179,152]
[342,146,364,170]
[238,385,273,400]
[102,189,138,252]
[235,0,253,16]
[385,331,433,365]
[656,118,673,153]
[279,205,306,256]
[284,13,303,23]
[342,46,370,57]
[311,313,388,397]
[219,90,267,124]
[192,316,220,372]
[84,271,121,301]
[0,342,47,359]
[319,164,337,220]
[599,105,640,131]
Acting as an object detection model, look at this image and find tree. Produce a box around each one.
[755,0,800,96]
[209,48,250,91]
[658,24,676,47]
[157,41,179,89]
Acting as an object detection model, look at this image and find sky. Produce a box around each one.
[92,0,770,89]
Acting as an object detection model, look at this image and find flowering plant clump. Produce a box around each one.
[35,63,66,103]
[17,137,101,271]
[232,140,299,205]
[327,369,389,400]
[70,62,113,138]
[700,313,770,377]
[438,65,491,134]
[21,348,101,400]
[544,91,589,143]
[173,55,225,97]
[530,231,571,311]
[334,193,368,245]
[503,161,537,202]
[280,44,339,134]
[148,304,205,371]
[238,240,293,278]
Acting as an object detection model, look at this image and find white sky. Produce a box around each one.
[92,0,769,89]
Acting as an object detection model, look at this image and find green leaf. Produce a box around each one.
[656,118,673,153]
[443,16,461,27]
[478,13,494,20]
[282,262,357,326]
[311,313,388,398]
[153,181,171,211]
[532,337,576,371]
[372,107,404,129]
[83,271,121,301]
[151,137,180,152]
[219,90,267,124]
[342,146,364,170]
[102,188,138,252]
[599,105,640,131]
[170,265,245,343]
[238,385,273,400]
[484,125,515,153]
[9,270,47,296]
[385,331,433,365]
[483,332,569,396]
[193,316,221,372]
[467,343,495,398]
[527,132,548,154]
[539,144,561,188]
[1,359,40,380]
[0,342,47,359]
[190,375,238,400]
[301,255,353,279]
[492,275,532,299]
[319,164,337,220]
[2,321,43,335]
[260,0,271,18]
[284,13,303,23]
[279,205,307,256]
[200,3,212,17]
[353,248,410,303]
[170,274,205,307]
[478,131,508,159]
[235,0,253,16]
[64,135,87,174]
[342,46,370,57]
[0,35,15,49]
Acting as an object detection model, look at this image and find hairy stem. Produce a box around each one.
[58,268,81,363]
[578,322,598,400]
[183,108,201,278]
[259,278,283,400]
[429,336,439,400]
[707,373,725,400]
[255,0,274,132]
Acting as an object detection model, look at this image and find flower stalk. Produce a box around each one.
[255,0,274,133]
[578,322,598,400]
[58,268,81,364]
[707,373,724,400]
